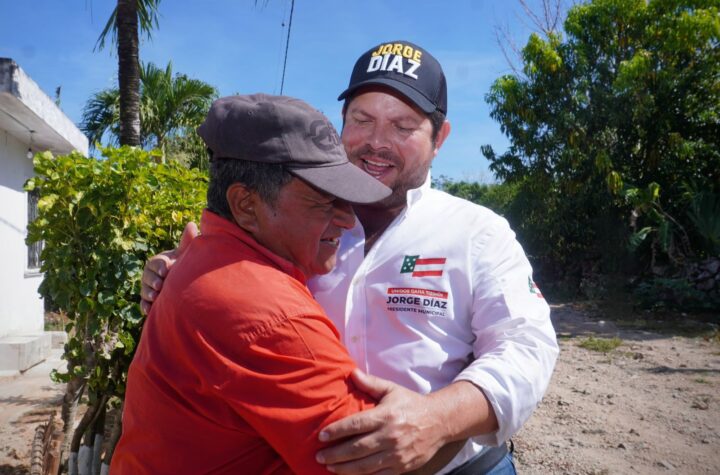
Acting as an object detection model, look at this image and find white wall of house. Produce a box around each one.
[0,130,45,338]
[0,58,87,371]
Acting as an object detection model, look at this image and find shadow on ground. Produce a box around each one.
[0,464,30,475]
[550,300,719,342]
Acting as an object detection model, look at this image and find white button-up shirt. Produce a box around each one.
[308,179,558,473]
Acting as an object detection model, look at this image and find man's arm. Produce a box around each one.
[316,373,496,474]
[140,221,198,314]
[242,318,376,474]
[199,309,377,475]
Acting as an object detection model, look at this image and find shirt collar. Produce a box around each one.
[406,171,432,209]
[346,171,432,241]
[200,209,307,284]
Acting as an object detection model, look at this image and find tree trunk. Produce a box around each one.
[101,402,124,469]
[61,377,84,460]
[91,406,106,475]
[117,0,142,146]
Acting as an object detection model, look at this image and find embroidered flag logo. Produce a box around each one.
[528,276,544,298]
[400,255,446,277]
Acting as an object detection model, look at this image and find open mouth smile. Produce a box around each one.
[361,158,393,178]
[320,237,340,248]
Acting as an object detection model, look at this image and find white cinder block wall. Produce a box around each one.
[0,130,45,338]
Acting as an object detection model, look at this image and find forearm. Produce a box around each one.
[427,381,499,445]
[456,311,558,444]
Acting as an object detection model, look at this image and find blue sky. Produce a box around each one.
[0,0,544,182]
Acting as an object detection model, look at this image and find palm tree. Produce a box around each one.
[140,62,217,155]
[96,0,162,146]
[81,61,217,160]
[81,88,121,148]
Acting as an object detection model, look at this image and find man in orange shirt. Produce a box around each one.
[110,94,391,474]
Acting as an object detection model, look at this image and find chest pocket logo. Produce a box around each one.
[400,255,446,277]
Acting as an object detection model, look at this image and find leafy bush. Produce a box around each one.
[687,191,720,257]
[25,146,207,466]
[483,0,720,289]
[633,277,720,312]
[432,176,518,216]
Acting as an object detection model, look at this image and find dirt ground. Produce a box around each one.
[514,302,720,475]
[1,301,718,474]
[0,350,65,475]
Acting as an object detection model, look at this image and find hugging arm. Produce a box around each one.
[140,222,198,314]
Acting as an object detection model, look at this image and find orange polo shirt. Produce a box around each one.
[111,210,374,474]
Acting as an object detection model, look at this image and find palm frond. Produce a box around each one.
[94,6,118,52]
[137,0,162,38]
[80,89,121,149]
[95,0,162,52]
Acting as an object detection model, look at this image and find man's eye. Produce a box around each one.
[317,199,335,207]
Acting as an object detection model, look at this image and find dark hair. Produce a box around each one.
[341,96,446,145]
[206,151,293,221]
[427,109,446,144]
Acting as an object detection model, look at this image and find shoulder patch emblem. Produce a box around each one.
[528,276,544,299]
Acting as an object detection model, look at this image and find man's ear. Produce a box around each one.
[227,183,261,234]
[432,120,451,157]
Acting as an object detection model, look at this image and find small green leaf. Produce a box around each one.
[79,279,96,297]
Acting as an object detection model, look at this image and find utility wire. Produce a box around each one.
[272,0,290,94]
[280,0,295,95]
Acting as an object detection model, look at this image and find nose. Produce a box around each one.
[367,123,392,149]
[332,200,356,230]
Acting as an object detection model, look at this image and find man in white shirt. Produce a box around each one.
[141,40,558,474]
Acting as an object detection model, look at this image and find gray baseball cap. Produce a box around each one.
[197,94,391,204]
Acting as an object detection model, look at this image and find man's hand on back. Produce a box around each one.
[316,370,448,474]
[316,370,499,474]
[140,221,199,315]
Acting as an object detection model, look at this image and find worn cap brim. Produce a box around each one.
[338,78,438,114]
[290,161,391,204]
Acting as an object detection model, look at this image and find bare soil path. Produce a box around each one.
[514,302,720,475]
[0,349,65,475]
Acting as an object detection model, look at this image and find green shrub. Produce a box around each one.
[633,277,719,312]
[432,177,519,217]
[482,0,720,288]
[25,146,207,462]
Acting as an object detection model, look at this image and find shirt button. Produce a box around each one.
[351,336,359,343]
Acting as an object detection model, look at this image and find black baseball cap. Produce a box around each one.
[197,94,391,204]
[338,40,447,115]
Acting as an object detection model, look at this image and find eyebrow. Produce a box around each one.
[349,107,373,118]
[350,107,420,125]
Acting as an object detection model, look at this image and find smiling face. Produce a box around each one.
[250,177,356,278]
[341,88,450,209]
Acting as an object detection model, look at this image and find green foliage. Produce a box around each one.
[577,336,623,353]
[81,89,120,151]
[624,182,694,270]
[633,276,720,311]
[432,176,518,216]
[140,62,217,157]
[81,61,217,165]
[687,191,720,255]
[484,0,720,286]
[95,0,162,51]
[25,147,206,402]
[164,124,211,171]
